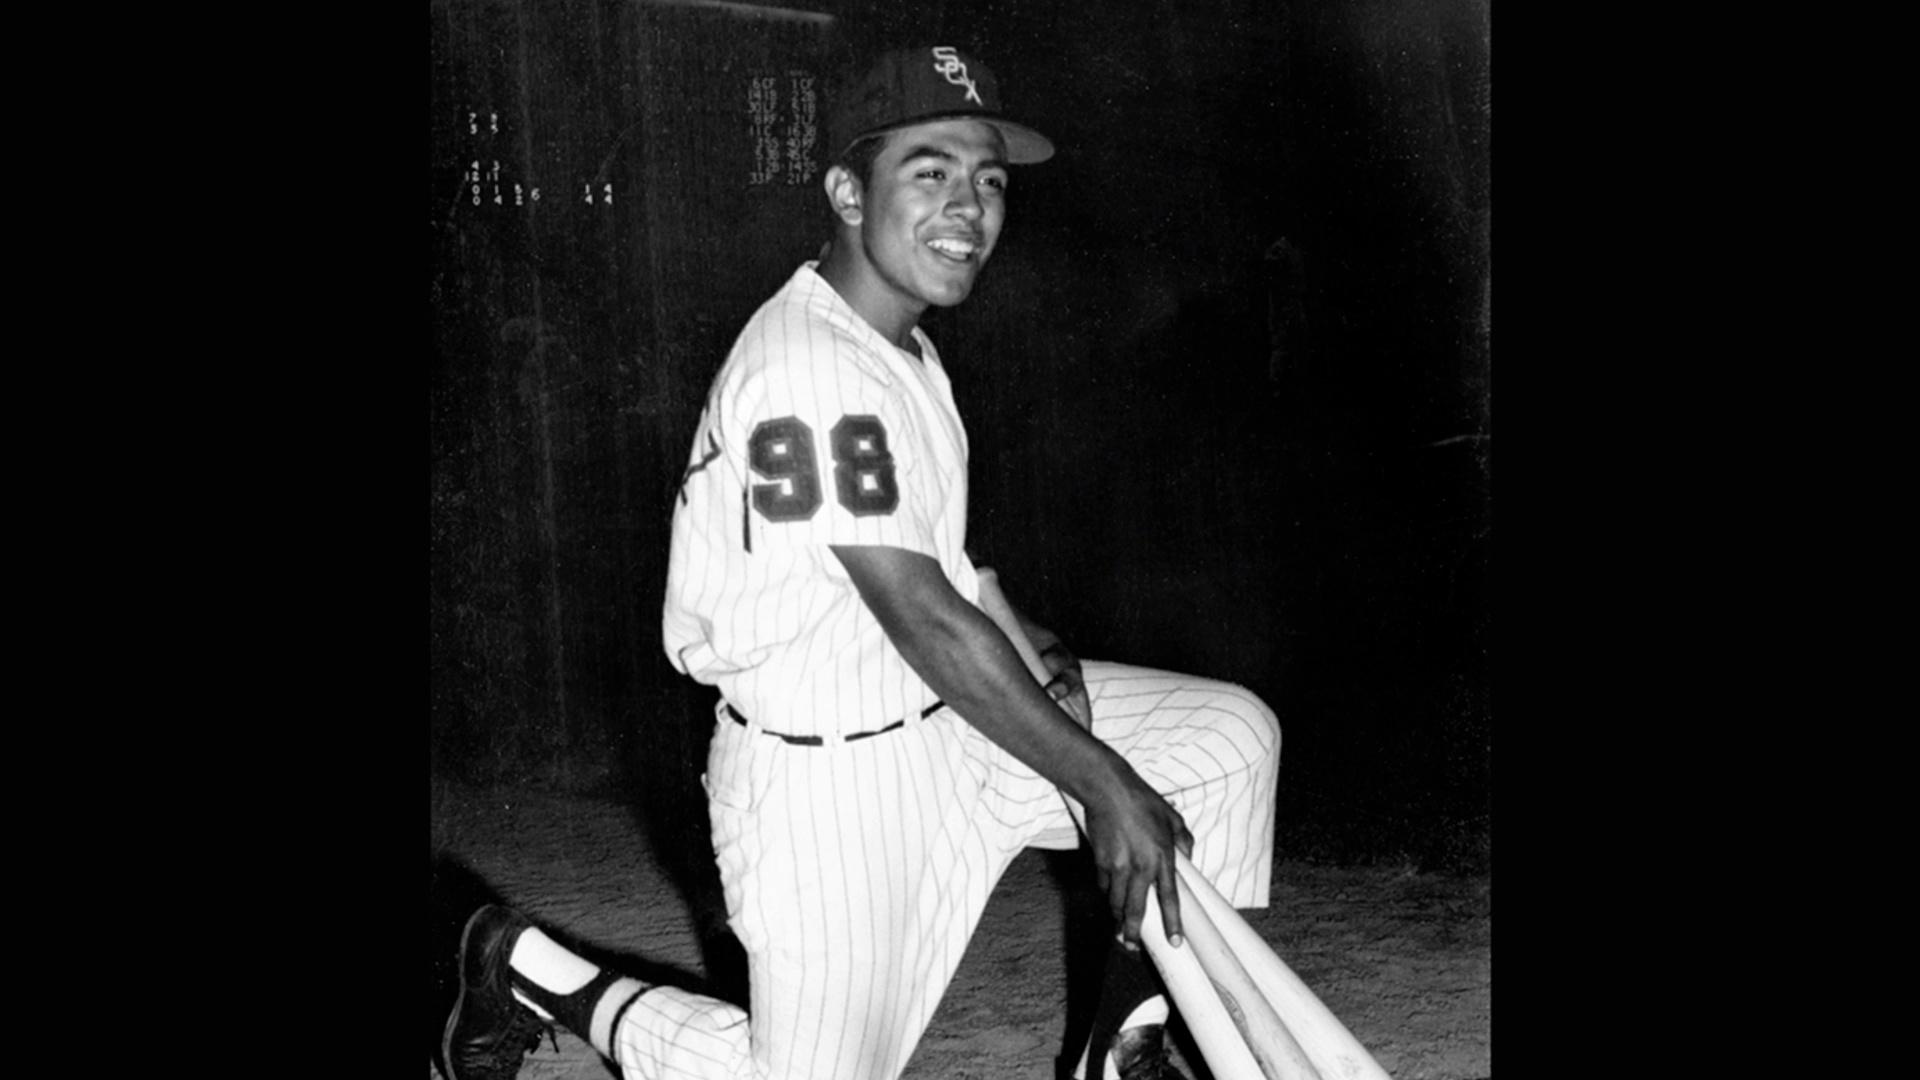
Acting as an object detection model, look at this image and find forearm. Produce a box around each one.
[837,547,1118,802]
[910,606,1113,793]
[834,545,1191,947]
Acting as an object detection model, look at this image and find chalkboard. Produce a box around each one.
[430,0,840,786]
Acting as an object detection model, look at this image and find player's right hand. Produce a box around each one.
[1082,767,1195,951]
[1044,669,1093,731]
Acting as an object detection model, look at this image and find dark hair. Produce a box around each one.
[837,134,887,189]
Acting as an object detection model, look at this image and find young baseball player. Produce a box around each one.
[443,45,1281,1080]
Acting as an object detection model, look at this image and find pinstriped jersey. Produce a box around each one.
[663,262,980,739]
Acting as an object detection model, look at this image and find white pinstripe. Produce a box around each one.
[617,673,1279,1080]
[648,261,1281,1079]
[664,263,978,743]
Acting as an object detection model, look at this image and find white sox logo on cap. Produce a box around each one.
[930,46,983,105]
[828,46,1055,164]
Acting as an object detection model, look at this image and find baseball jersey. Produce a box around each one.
[663,262,981,741]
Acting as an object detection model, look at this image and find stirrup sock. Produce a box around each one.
[511,966,625,1041]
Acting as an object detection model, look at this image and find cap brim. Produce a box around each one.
[986,120,1054,165]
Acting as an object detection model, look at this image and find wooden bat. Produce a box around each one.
[1137,879,1272,1080]
[973,569,1336,1080]
[1174,851,1393,1080]
[1167,863,1325,1080]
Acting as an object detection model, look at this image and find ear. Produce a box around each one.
[824,165,863,226]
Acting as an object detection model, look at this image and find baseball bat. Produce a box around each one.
[1169,866,1325,1080]
[1139,878,1270,1080]
[1172,854,1393,1080]
[973,569,1325,1080]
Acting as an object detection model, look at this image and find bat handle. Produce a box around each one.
[975,568,1053,682]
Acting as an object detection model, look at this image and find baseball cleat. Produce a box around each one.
[442,905,551,1080]
[1110,1024,1191,1080]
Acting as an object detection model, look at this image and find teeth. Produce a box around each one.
[927,238,977,258]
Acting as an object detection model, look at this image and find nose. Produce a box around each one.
[946,182,983,220]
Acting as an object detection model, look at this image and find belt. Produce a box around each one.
[726,701,945,746]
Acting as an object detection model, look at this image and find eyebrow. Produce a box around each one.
[898,145,1009,172]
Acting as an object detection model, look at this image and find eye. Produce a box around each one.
[916,168,947,181]
[980,174,1008,193]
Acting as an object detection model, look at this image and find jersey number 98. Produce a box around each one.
[750,415,898,521]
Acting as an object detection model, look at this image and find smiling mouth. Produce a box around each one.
[925,237,980,263]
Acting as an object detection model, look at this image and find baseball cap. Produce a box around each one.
[828,45,1055,165]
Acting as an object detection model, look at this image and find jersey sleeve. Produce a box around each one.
[721,322,940,558]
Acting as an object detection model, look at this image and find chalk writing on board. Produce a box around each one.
[786,70,817,186]
[749,76,782,186]
[748,72,819,187]
[451,106,637,215]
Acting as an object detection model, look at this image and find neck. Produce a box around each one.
[817,237,925,351]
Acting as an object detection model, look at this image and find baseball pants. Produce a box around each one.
[612,661,1282,1080]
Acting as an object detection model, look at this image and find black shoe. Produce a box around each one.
[442,906,552,1080]
[1111,1024,1190,1080]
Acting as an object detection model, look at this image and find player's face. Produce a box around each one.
[855,119,1009,314]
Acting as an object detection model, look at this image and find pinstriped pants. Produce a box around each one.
[613,661,1282,1080]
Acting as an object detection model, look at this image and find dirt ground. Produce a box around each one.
[429,779,1489,1080]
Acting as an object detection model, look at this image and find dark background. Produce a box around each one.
[429,0,1490,884]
